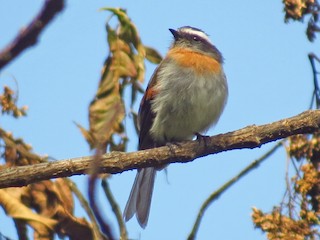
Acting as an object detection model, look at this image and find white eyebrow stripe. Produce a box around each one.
[180,27,212,43]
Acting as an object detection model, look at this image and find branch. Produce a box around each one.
[0,110,320,188]
[0,0,65,71]
[309,53,320,108]
[101,179,128,240]
[187,141,283,240]
[63,178,104,240]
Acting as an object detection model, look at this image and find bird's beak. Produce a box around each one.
[169,28,180,40]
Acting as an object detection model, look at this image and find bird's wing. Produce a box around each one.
[138,64,163,150]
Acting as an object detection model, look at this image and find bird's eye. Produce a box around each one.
[193,36,199,41]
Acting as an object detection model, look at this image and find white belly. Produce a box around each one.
[150,62,228,143]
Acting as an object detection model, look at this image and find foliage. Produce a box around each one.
[283,0,320,41]
[77,8,161,151]
[0,6,162,240]
[0,1,319,240]
[0,86,97,239]
[250,2,320,238]
[252,134,320,239]
[0,85,27,118]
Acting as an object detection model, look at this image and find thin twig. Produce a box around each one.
[0,0,65,70]
[308,53,320,108]
[63,178,104,240]
[101,179,128,240]
[88,148,115,240]
[88,174,113,240]
[187,141,283,240]
[283,141,295,218]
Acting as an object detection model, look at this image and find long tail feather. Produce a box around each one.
[123,167,156,228]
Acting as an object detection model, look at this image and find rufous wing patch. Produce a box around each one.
[144,86,158,101]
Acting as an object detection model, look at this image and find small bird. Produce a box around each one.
[123,26,228,228]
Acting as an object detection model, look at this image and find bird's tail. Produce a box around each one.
[123,167,156,228]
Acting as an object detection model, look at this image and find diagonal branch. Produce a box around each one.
[187,141,283,240]
[0,0,65,71]
[0,110,320,188]
[309,53,320,108]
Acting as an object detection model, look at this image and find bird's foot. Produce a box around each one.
[165,141,181,156]
[195,132,210,148]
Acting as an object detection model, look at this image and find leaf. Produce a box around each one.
[103,8,146,80]
[101,8,139,47]
[134,44,146,82]
[144,45,163,64]
[54,179,74,214]
[83,7,162,149]
[112,51,137,78]
[0,128,45,165]
[88,56,125,147]
[74,122,95,149]
[54,207,93,240]
[26,180,94,239]
[107,26,137,78]
[100,8,129,25]
[89,92,124,146]
[0,188,57,229]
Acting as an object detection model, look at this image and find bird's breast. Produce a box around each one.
[149,55,228,143]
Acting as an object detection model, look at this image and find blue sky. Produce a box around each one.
[1,0,319,239]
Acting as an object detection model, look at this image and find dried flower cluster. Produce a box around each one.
[296,164,319,196]
[283,0,315,20]
[0,86,27,118]
[252,134,320,239]
[287,134,320,161]
[252,207,318,240]
[283,0,320,41]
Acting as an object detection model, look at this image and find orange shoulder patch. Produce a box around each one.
[167,48,221,74]
[144,86,158,101]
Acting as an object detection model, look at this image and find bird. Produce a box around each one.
[123,26,228,228]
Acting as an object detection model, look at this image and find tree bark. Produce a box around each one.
[0,110,319,188]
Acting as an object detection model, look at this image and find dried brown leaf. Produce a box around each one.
[0,128,45,165]
[74,122,96,149]
[55,207,93,240]
[82,7,162,150]
[0,188,57,229]
[54,178,74,214]
[144,45,162,64]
